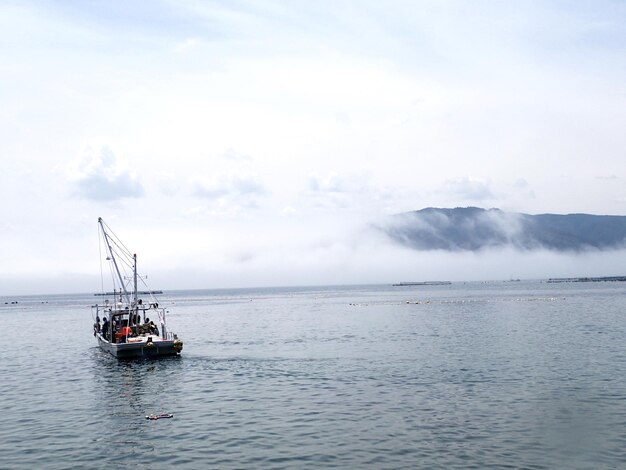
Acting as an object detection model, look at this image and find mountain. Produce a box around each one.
[382,207,626,252]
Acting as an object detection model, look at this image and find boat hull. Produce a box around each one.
[96,334,181,359]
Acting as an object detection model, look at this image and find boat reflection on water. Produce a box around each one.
[89,348,183,456]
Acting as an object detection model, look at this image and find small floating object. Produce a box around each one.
[145,413,174,420]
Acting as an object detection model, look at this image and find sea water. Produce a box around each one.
[1,281,626,469]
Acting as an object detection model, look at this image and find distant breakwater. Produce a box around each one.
[546,276,626,283]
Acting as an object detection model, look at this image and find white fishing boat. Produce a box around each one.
[91,217,183,359]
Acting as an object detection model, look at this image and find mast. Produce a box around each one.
[133,253,138,307]
[98,217,131,304]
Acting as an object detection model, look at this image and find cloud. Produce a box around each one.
[67,147,144,201]
[508,178,536,204]
[173,37,201,53]
[308,172,354,193]
[305,172,355,209]
[305,171,397,212]
[193,172,266,199]
[441,177,496,201]
[514,178,530,188]
[282,206,297,216]
[221,148,252,161]
[191,171,267,216]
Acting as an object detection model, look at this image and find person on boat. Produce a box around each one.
[130,314,140,335]
[116,320,132,343]
[140,318,150,334]
[101,317,109,340]
[142,317,159,335]
[93,315,100,336]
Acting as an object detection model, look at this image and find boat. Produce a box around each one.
[91,217,183,358]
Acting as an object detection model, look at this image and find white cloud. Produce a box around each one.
[66,147,144,202]
[304,171,398,214]
[221,148,252,161]
[514,178,530,189]
[308,172,355,193]
[173,37,201,53]
[190,170,268,216]
[282,206,297,216]
[193,172,266,199]
[440,177,496,202]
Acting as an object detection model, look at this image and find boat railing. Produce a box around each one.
[93,300,177,342]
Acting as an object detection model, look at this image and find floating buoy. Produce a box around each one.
[145,413,173,420]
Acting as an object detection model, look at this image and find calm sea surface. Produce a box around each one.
[1,281,626,469]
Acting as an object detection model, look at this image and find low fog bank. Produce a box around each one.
[154,245,626,292]
[4,212,626,296]
[115,218,626,292]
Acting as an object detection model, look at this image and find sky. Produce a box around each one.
[1,0,626,295]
